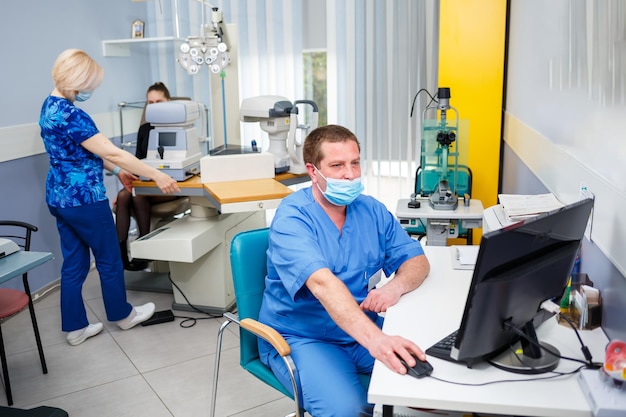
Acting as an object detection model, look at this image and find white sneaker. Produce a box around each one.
[67,322,104,346]
[117,302,156,330]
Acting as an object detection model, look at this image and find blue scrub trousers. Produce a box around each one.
[261,335,378,417]
[49,200,133,332]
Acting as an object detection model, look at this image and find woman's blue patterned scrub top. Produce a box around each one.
[39,95,106,208]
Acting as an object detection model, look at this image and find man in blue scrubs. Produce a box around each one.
[258,125,431,417]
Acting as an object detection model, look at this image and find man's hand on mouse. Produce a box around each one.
[370,335,426,374]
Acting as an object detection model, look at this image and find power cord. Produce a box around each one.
[409,88,437,118]
[427,364,585,386]
[167,274,224,328]
[540,299,602,369]
[425,300,602,387]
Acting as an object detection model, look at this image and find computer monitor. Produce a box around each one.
[450,198,594,374]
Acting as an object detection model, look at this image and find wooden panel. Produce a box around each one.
[203,179,292,204]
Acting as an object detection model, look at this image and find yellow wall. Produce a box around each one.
[439,0,507,243]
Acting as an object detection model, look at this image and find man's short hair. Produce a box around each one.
[303,124,361,167]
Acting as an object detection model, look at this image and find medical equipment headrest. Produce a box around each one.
[145,100,201,125]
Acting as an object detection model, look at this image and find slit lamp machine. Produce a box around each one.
[420,87,460,210]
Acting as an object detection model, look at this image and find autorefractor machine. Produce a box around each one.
[142,100,204,181]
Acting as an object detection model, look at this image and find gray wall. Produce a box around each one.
[503,0,626,341]
[0,0,153,291]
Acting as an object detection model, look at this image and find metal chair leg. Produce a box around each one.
[209,319,233,417]
[0,326,14,406]
[23,276,47,374]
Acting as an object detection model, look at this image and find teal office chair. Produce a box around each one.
[210,228,371,417]
[210,228,302,417]
[405,164,474,244]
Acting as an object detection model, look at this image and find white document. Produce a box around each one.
[450,245,479,270]
[498,193,564,222]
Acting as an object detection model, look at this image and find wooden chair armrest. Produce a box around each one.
[240,318,291,356]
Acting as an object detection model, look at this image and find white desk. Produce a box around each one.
[0,251,54,285]
[368,246,608,417]
[396,198,484,246]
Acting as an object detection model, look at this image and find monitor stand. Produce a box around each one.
[489,320,561,374]
[489,341,561,374]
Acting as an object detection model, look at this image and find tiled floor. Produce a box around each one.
[0,267,300,417]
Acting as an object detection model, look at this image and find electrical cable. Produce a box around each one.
[502,320,588,366]
[540,299,602,368]
[425,301,601,387]
[553,309,599,367]
[409,88,437,118]
[501,315,601,369]
[167,274,223,328]
[427,364,585,387]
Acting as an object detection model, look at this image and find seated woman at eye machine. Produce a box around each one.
[115,82,183,271]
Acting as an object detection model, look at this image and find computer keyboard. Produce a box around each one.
[425,329,459,363]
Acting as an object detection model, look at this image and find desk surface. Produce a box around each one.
[396,198,484,219]
[132,173,309,213]
[368,246,607,417]
[0,251,54,285]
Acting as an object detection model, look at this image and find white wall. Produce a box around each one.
[505,0,626,277]
[504,0,626,340]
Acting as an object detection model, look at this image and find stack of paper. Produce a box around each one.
[450,245,479,270]
[498,193,564,222]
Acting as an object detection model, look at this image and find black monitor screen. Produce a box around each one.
[158,132,177,147]
[451,198,594,373]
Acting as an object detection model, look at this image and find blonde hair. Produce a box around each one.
[51,49,104,101]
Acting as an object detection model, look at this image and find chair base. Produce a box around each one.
[123,271,173,294]
[0,406,68,417]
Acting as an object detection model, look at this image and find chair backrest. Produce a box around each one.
[229,228,270,368]
[0,220,38,294]
[415,164,473,197]
[0,220,36,251]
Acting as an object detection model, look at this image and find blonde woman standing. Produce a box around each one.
[39,49,180,345]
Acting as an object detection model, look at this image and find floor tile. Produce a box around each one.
[29,375,174,417]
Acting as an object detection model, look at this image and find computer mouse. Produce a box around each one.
[398,355,433,378]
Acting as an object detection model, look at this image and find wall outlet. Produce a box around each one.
[579,181,594,200]
[579,182,594,240]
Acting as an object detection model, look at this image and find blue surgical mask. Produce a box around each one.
[75,91,93,102]
[314,166,364,206]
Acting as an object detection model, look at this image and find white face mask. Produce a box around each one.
[75,91,93,102]
[314,166,364,206]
